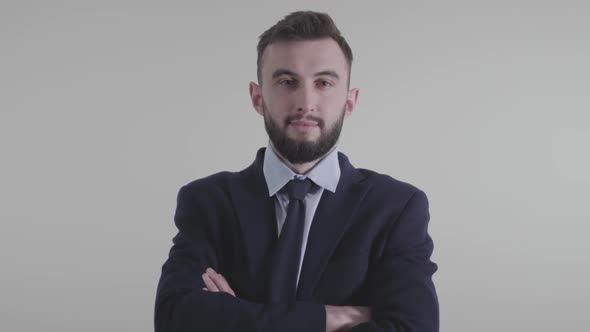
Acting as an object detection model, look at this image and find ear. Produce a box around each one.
[249,81,264,116]
[344,88,359,118]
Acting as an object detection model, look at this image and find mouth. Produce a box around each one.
[288,120,319,128]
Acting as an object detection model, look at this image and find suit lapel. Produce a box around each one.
[229,149,277,287]
[296,153,370,300]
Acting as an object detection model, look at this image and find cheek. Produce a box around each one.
[319,96,347,115]
[263,91,292,110]
[320,88,347,105]
[265,102,295,120]
[263,105,287,126]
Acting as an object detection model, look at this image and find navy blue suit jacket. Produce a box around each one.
[155,148,438,331]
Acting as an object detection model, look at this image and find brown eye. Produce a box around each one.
[279,79,296,87]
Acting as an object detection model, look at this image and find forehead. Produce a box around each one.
[261,38,348,78]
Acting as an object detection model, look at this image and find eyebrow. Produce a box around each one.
[315,70,340,80]
[271,69,340,80]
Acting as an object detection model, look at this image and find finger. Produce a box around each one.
[358,306,371,314]
[206,269,236,296]
[216,273,235,296]
[355,306,371,321]
[206,268,235,296]
[209,271,236,296]
[202,273,219,292]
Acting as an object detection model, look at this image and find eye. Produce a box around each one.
[279,79,297,87]
[317,80,334,88]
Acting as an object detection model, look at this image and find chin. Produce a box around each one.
[291,134,319,143]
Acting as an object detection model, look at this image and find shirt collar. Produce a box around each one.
[263,142,341,197]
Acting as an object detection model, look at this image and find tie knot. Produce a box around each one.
[284,178,313,201]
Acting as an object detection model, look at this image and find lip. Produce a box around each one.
[289,120,319,127]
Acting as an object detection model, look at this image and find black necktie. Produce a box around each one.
[269,178,313,303]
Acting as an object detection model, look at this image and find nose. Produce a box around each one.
[295,84,317,113]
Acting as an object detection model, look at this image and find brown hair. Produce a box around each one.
[256,11,353,84]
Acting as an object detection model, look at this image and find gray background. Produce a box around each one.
[1,1,589,331]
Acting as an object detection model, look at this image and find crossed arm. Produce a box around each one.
[201,267,371,332]
[155,185,438,332]
[155,233,371,332]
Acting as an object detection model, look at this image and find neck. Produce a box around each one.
[269,143,336,175]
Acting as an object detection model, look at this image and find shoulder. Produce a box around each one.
[177,171,238,203]
[339,151,425,200]
[356,167,428,210]
[183,171,236,189]
[358,167,422,194]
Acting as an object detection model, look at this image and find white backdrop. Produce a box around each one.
[1,1,589,331]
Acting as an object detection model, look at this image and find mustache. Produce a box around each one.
[284,115,324,128]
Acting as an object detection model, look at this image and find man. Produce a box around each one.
[155,11,438,332]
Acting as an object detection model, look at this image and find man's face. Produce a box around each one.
[250,38,359,164]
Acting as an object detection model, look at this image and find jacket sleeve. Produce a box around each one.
[154,185,326,332]
[349,190,439,332]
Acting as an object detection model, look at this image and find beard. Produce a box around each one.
[263,103,346,164]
